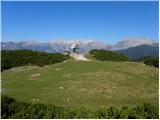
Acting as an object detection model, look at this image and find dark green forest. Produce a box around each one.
[89,49,129,61]
[1,95,158,119]
[1,50,70,71]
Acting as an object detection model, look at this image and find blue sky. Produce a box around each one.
[2,1,159,44]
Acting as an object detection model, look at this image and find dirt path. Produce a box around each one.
[70,53,90,61]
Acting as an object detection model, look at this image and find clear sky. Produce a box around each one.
[2,1,159,44]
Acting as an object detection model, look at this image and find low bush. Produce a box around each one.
[134,56,159,68]
[89,49,129,61]
[1,95,158,119]
[1,50,70,71]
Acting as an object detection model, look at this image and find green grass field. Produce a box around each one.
[2,59,158,109]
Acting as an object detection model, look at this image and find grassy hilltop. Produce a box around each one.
[2,59,158,109]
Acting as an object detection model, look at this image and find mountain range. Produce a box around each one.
[1,37,159,59]
[1,39,111,53]
[117,44,159,59]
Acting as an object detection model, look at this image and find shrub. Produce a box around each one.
[119,106,129,119]
[134,56,159,68]
[1,50,70,71]
[89,49,129,61]
[1,95,159,119]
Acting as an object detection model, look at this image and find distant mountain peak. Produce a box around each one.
[48,39,110,53]
[121,37,153,43]
[113,37,154,50]
[49,39,94,45]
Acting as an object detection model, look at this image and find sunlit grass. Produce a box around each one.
[2,60,158,109]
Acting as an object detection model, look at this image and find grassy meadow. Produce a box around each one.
[1,59,158,109]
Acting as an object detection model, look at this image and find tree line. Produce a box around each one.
[2,95,158,119]
[1,50,70,71]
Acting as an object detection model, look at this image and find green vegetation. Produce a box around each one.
[89,49,129,61]
[1,50,70,71]
[117,44,159,59]
[134,56,159,68]
[1,50,158,118]
[2,60,158,108]
[2,95,158,119]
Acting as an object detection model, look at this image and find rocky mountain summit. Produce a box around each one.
[112,37,154,50]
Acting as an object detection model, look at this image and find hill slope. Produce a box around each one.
[2,60,158,108]
[117,44,159,59]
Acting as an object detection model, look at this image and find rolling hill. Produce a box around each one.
[2,60,158,109]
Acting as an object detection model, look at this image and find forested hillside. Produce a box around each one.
[1,50,70,71]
